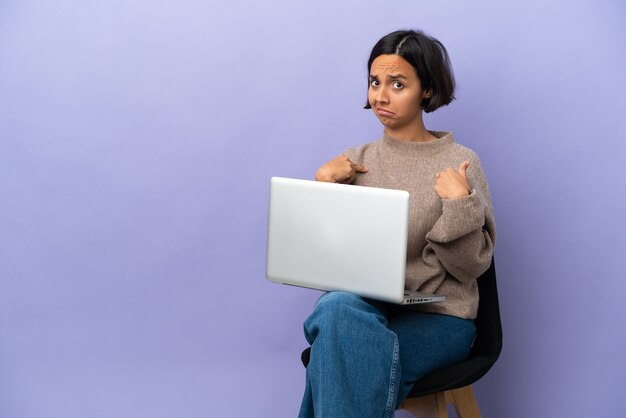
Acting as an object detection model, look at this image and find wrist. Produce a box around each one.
[446,188,471,200]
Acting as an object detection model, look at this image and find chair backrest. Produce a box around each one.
[470,258,502,361]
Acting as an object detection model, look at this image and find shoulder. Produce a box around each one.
[446,140,485,172]
[448,140,481,162]
[343,139,381,164]
[442,136,489,183]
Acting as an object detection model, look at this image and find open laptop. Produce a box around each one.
[265,177,445,305]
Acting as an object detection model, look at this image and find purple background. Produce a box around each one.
[1,0,625,417]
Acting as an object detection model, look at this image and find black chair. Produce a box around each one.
[301,258,502,418]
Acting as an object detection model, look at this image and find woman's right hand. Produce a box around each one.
[315,155,368,183]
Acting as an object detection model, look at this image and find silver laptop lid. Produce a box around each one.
[266,177,410,303]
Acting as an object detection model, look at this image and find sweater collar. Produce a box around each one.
[382,130,455,156]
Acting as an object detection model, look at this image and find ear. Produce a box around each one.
[424,89,433,99]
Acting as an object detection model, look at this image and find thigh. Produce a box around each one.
[389,312,476,383]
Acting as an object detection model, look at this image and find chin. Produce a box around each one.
[376,116,392,126]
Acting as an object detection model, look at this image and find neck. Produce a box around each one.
[384,115,435,142]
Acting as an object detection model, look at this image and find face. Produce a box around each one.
[368,54,432,130]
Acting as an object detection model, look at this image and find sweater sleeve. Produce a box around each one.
[425,154,496,282]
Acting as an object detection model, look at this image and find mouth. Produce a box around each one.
[376,108,395,117]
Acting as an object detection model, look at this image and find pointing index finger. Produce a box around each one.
[344,156,368,173]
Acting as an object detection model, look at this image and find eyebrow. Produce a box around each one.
[369,74,408,80]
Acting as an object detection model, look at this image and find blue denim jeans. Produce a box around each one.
[298,292,476,418]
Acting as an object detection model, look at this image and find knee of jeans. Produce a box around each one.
[305,292,364,336]
[313,292,387,329]
[317,291,363,310]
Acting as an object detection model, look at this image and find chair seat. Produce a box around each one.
[407,355,496,398]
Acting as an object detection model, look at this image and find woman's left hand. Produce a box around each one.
[434,161,471,199]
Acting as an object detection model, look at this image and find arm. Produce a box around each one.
[426,157,496,282]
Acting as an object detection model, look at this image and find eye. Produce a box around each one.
[369,79,380,87]
[392,81,404,89]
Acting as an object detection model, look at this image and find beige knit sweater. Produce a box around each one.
[343,131,496,319]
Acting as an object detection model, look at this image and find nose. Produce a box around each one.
[374,86,389,104]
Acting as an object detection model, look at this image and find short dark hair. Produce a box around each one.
[364,29,455,113]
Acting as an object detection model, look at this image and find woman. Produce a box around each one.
[298,29,496,418]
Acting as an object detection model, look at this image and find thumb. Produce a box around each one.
[458,160,470,178]
[355,164,368,173]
